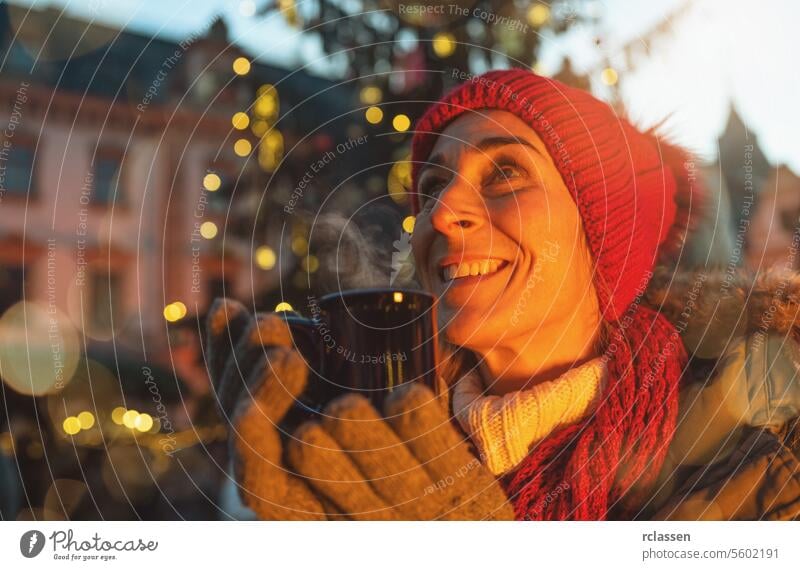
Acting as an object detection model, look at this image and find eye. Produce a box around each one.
[486,158,528,188]
[500,165,523,180]
[419,178,447,208]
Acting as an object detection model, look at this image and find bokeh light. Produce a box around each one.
[203,173,221,191]
[77,411,95,430]
[163,301,187,322]
[62,416,81,436]
[232,56,251,75]
[134,413,153,432]
[122,409,139,429]
[200,221,218,239]
[301,255,319,273]
[601,67,619,86]
[0,301,80,396]
[392,114,411,132]
[359,85,383,105]
[432,32,456,58]
[527,3,551,27]
[365,106,383,124]
[231,112,250,130]
[234,138,252,156]
[255,245,276,270]
[111,406,126,425]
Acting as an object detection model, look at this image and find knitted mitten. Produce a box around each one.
[207,298,514,520]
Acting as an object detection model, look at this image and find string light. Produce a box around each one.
[359,86,383,105]
[601,67,619,86]
[77,411,95,430]
[255,85,279,120]
[203,173,221,192]
[232,112,250,130]
[234,139,252,157]
[258,130,284,172]
[163,301,187,322]
[111,407,126,425]
[432,32,456,58]
[63,416,81,435]
[251,120,268,137]
[291,236,308,255]
[392,114,411,132]
[365,106,383,124]
[301,255,319,273]
[527,3,550,27]
[122,410,139,429]
[388,160,411,204]
[255,246,276,270]
[135,413,154,432]
[200,221,218,239]
[232,57,251,75]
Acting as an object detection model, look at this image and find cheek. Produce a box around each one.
[510,194,590,293]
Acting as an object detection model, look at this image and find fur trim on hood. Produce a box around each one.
[645,266,800,359]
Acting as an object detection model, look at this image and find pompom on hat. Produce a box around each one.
[409,68,702,321]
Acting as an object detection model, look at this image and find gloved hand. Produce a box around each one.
[206,298,514,520]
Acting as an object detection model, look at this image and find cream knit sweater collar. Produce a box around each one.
[452,358,608,476]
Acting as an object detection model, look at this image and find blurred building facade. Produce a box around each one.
[0,5,360,349]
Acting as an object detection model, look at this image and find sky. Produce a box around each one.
[7,0,800,171]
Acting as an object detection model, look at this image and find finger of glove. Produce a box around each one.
[217,312,295,420]
[232,372,326,520]
[286,421,395,521]
[206,298,253,389]
[321,393,445,520]
[384,383,514,520]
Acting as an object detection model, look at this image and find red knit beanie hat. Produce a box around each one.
[410,69,703,520]
[410,68,699,321]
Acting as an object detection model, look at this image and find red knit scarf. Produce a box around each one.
[503,303,687,520]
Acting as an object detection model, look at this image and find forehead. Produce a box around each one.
[429,109,547,157]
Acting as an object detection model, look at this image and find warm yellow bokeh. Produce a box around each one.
[200,221,218,239]
[231,112,250,130]
[365,106,383,124]
[232,57,251,75]
[255,245,276,270]
[432,32,456,58]
[392,114,411,132]
[203,173,221,192]
[402,215,416,234]
[234,138,252,156]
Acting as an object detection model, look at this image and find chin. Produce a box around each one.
[439,310,492,351]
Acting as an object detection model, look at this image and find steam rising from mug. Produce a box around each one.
[309,212,417,290]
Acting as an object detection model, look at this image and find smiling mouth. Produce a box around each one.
[438,259,510,284]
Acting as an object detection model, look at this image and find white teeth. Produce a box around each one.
[442,260,505,282]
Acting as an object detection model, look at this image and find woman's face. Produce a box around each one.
[411,110,598,353]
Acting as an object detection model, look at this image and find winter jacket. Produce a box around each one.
[641,268,800,520]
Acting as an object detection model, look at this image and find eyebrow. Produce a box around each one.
[419,136,544,177]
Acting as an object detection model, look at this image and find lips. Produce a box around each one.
[437,258,510,284]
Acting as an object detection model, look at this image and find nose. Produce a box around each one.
[429,183,483,237]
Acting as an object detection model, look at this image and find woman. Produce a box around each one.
[208,69,800,520]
